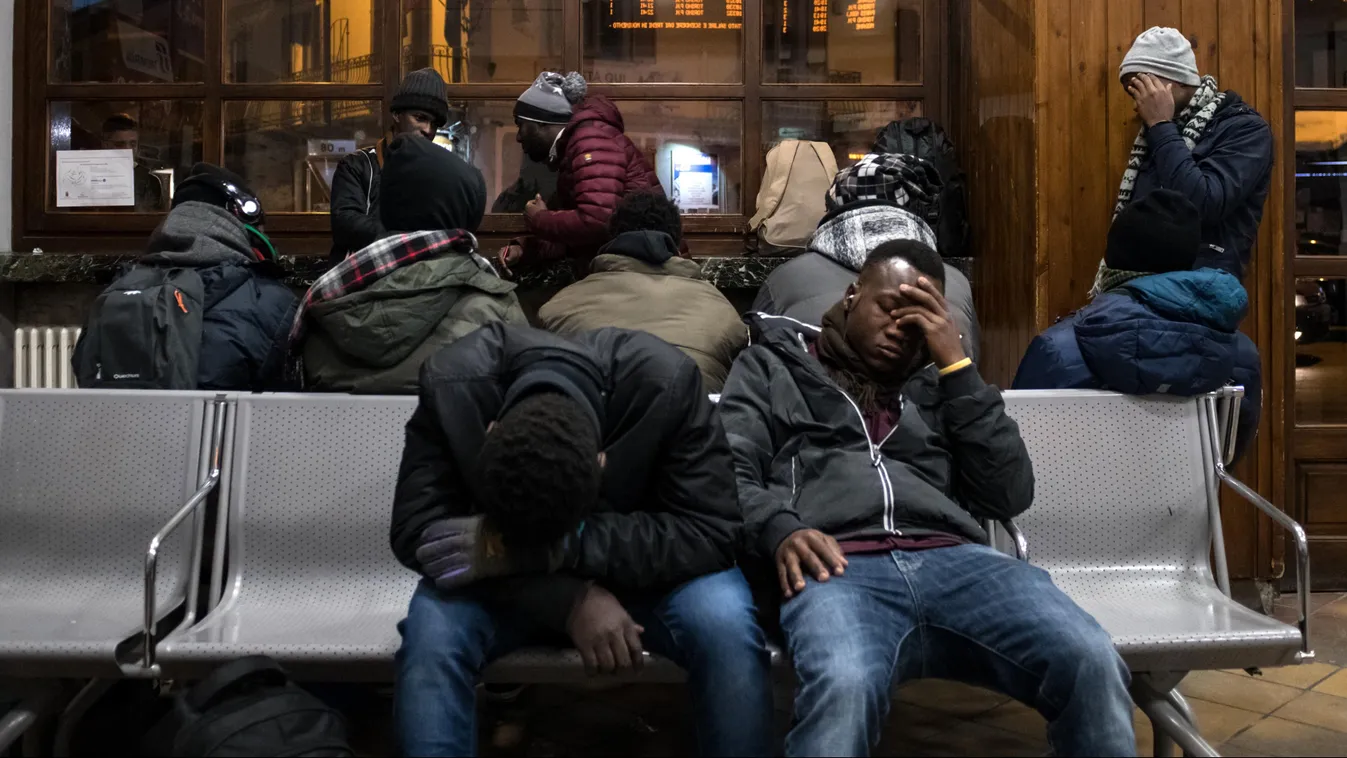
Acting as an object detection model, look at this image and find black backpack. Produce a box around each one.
[148,656,353,757]
[874,118,972,259]
[73,265,206,389]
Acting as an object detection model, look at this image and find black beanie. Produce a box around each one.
[1105,189,1201,273]
[380,135,487,233]
[391,68,449,129]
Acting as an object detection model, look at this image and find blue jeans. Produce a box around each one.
[780,544,1135,757]
[395,567,775,757]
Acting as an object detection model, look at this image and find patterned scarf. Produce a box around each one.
[1091,75,1225,297]
[288,229,483,345]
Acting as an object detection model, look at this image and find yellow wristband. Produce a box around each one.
[938,357,973,377]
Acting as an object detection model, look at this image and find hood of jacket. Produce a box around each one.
[141,202,254,267]
[808,201,938,271]
[1075,269,1247,396]
[568,95,624,132]
[597,230,680,266]
[1118,268,1248,331]
[306,253,515,367]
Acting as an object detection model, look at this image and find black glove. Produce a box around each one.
[566,583,645,675]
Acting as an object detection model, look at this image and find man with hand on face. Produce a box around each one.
[1107,26,1272,284]
[718,240,1136,757]
[390,322,774,757]
[329,68,449,261]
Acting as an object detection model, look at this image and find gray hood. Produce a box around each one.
[141,202,254,267]
[808,203,937,271]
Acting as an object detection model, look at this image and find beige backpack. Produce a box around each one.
[748,140,839,256]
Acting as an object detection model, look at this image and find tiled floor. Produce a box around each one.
[419,593,1347,757]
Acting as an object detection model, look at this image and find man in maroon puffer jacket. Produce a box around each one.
[500,72,665,276]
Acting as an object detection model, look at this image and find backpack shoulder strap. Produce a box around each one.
[807,141,839,177]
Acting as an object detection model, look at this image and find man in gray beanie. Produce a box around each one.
[1107,25,1272,284]
[329,68,450,261]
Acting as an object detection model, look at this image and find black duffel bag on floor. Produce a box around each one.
[146,656,353,757]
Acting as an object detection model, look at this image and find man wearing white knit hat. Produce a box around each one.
[1104,26,1272,286]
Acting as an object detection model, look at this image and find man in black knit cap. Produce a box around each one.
[329,68,450,260]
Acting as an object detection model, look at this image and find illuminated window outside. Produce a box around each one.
[584,1,743,83]
[401,1,563,83]
[226,0,380,83]
[765,0,923,84]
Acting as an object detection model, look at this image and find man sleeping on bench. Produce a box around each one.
[717,239,1138,757]
[388,321,774,757]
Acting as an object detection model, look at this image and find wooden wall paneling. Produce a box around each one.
[1105,0,1146,226]
[965,0,1037,386]
[1143,0,1184,30]
[1182,0,1222,74]
[1056,0,1111,326]
[1034,0,1073,330]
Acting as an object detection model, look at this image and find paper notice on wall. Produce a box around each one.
[56,150,136,208]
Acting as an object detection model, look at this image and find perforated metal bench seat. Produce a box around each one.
[1002,391,1309,675]
[0,390,211,678]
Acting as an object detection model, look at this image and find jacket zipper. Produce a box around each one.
[833,387,900,536]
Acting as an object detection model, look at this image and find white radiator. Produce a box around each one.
[13,327,82,389]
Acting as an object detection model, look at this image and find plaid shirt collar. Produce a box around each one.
[289,229,481,344]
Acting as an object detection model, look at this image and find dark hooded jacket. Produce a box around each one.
[752,201,981,362]
[1130,92,1273,279]
[522,96,664,269]
[537,231,747,393]
[719,314,1033,560]
[391,323,740,631]
[140,202,297,391]
[329,141,385,262]
[1013,268,1261,460]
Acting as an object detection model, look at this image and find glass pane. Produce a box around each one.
[1296,277,1347,425]
[445,101,555,215]
[583,0,744,84]
[226,0,381,83]
[614,100,743,214]
[224,101,383,213]
[401,0,564,83]
[763,0,923,84]
[48,100,203,212]
[50,0,206,83]
[1296,0,1347,88]
[1295,111,1347,256]
[763,100,923,169]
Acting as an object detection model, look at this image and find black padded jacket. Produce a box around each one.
[390,322,741,631]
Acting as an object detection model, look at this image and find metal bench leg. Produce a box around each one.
[53,679,114,758]
[0,703,39,754]
[1137,693,1218,758]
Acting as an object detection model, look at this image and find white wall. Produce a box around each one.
[0,0,14,251]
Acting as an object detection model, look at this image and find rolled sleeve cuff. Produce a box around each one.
[759,511,809,559]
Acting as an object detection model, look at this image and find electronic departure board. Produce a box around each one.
[798,0,881,33]
[610,0,744,30]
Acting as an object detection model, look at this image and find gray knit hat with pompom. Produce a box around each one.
[515,71,588,125]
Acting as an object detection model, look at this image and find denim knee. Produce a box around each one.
[396,581,494,674]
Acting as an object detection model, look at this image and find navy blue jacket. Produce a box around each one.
[1130,92,1273,279]
[142,203,298,391]
[1013,269,1261,461]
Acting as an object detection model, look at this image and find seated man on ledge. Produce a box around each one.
[718,239,1136,757]
[390,321,774,757]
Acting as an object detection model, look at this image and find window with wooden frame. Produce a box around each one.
[15,0,945,254]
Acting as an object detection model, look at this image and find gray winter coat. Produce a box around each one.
[752,201,980,362]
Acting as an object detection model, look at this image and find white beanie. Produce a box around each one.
[1120,27,1200,86]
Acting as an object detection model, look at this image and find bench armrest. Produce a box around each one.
[982,518,1029,562]
[142,396,227,673]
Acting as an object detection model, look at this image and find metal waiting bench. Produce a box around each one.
[0,390,221,753]
[1001,388,1311,758]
